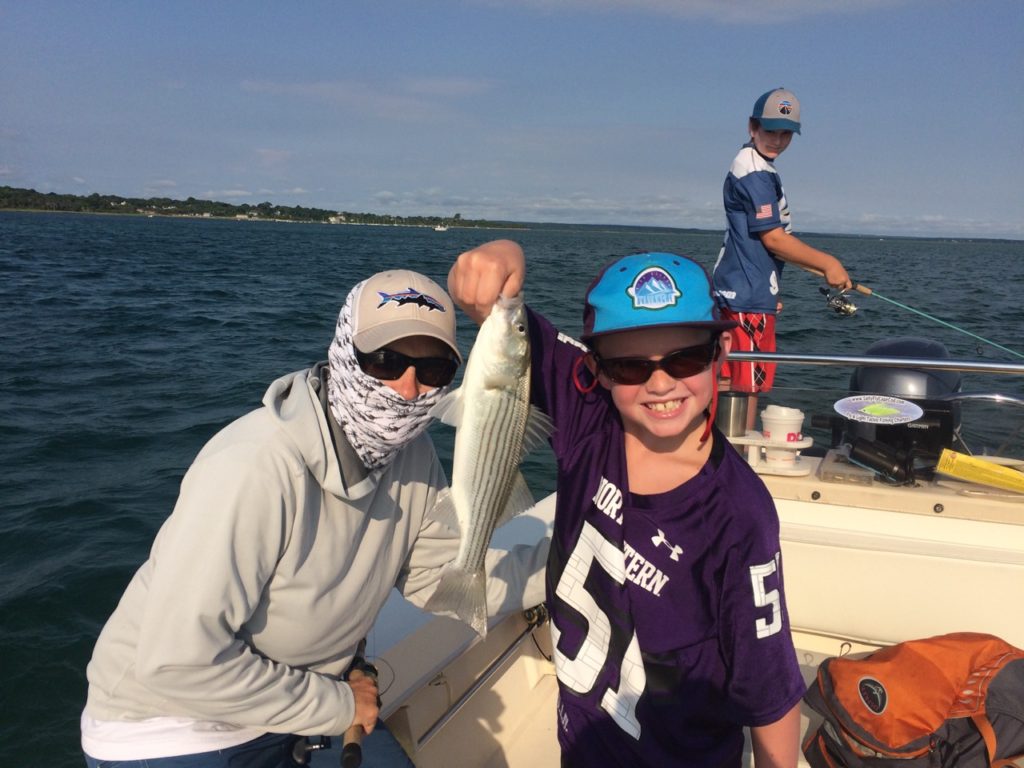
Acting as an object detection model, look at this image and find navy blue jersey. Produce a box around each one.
[713,143,792,314]
[528,309,805,767]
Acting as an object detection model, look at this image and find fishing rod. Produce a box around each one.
[290,639,380,767]
[800,266,1024,361]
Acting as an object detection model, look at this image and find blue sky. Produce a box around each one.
[2,0,1021,238]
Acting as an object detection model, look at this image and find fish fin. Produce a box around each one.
[429,387,464,427]
[520,406,555,459]
[423,566,489,638]
[496,472,535,528]
[428,488,460,532]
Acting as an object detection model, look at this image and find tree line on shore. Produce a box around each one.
[0,186,521,228]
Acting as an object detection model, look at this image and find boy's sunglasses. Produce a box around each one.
[592,339,719,385]
[355,348,459,388]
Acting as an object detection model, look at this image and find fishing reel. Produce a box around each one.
[819,286,858,316]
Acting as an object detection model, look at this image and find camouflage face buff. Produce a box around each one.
[327,282,448,471]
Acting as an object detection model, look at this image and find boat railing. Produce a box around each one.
[937,392,1024,407]
[727,351,1024,377]
[729,351,1024,458]
[415,605,550,751]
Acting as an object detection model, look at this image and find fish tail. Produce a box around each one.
[423,566,488,637]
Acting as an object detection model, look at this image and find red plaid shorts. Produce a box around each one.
[719,310,777,393]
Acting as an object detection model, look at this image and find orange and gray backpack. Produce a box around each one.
[803,633,1024,767]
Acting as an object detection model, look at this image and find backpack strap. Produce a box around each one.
[804,727,868,768]
[973,714,1024,768]
[973,714,1000,766]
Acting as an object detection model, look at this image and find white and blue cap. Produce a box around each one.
[581,252,737,343]
[751,88,801,134]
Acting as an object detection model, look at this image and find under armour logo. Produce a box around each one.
[651,529,683,561]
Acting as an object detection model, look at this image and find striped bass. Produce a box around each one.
[425,294,552,637]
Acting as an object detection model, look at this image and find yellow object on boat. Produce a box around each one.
[936,449,1024,494]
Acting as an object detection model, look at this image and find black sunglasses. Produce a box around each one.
[592,339,719,385]
[355,348,459,388]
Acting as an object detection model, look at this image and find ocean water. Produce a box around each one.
[1,211,1022,766]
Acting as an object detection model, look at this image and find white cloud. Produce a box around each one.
[255,148,292,168]
[240,77,492,121]
[355,185,720,228]
[400,77,493,98]
[206,189,253,198]
[467,0,908,23]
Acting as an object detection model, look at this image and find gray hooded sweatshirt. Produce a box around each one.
[84,364,549,737]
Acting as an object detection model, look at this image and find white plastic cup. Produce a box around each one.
[761,405,805,465]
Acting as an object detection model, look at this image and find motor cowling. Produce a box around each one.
[844,337,962,480]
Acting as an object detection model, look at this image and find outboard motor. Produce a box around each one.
[844,337,962,482]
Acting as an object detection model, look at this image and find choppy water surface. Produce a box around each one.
[1,211,1021,765]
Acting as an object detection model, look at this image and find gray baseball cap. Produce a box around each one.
[751,88,801,134]
[350,270,462,362]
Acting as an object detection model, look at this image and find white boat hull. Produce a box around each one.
[362,454,1024,766]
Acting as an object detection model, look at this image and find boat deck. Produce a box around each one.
[373,609,883,767]
[368,454,1024,766]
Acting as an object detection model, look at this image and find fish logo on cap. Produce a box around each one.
[626,267,681,310]
[376,288,447,312]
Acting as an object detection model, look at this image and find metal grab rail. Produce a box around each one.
[726,351,1024,377]
[936,392,1024,407]
[416,607,549,750]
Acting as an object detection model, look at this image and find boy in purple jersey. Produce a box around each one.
[449,241,805,767]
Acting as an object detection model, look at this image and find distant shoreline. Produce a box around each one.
[2,188,1019,243]
[0,206,525,230]
[0,185,527,231]
[4,207,1019,244]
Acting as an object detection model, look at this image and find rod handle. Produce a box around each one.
[341,659,379,768]
[801,265,872,295]
[342,667,368,767]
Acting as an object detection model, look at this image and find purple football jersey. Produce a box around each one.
[527,309,805,767]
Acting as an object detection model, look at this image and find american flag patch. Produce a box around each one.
[755,203,773,219]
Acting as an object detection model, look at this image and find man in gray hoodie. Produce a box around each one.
[81,269,549,767]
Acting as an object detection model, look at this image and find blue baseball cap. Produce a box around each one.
[751,88,801,134]
[581,252,737,343]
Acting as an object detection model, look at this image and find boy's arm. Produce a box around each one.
[749,702,801,768]
[759,227,852,291]
[448,239,525,324]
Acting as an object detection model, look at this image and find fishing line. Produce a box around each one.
[802,266,1024,360]
[867,290,1024,360]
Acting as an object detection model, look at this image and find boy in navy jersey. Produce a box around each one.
[713,88,852,428]
[449,241,805,767]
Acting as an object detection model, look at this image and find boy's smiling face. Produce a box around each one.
[589,326,728,445]
[749,122,794,160]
